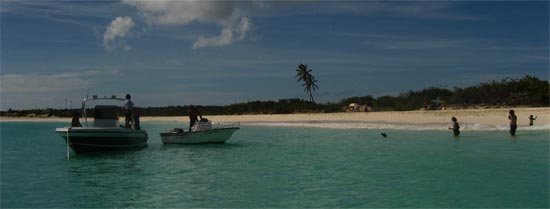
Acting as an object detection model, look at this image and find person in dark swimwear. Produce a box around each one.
[71,112,82,127]
[449,116,460,137]
[508,110,517,136]
[188,105,203,132]
[528,115,537,126]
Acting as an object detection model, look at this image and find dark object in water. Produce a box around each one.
[381,133,387,138]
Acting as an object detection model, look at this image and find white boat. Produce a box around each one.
[160,120,239,144]
[55,95,148,154]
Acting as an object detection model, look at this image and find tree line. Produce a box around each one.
[338,75,549,111]
[1,75,548,117]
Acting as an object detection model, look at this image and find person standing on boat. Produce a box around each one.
[124,94,134,129]
[508,109,517,136]
[188,105,203,132]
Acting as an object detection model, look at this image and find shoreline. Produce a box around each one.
[2,107,548,130]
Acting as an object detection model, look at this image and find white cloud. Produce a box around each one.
[1,73,89,93]
[121,0,257,49]
[0,70,123,109]
[122,0,239,26]
[193,28,234,49]
[235,17,251,40]
[103,16,135,51]
[192,17,251,49]
[111,1,469,50]
[0,70,120,93]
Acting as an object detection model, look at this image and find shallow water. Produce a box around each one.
[1,122,548,208]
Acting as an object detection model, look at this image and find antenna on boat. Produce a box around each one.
[83,100,88,126]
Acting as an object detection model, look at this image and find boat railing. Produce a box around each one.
[215,122,240,129]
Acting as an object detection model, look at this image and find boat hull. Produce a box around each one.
[160,128,239,144]
[55,127,148,154]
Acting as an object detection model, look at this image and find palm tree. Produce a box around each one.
[295,63,319,103]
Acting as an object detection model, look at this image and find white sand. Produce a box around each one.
[5,107,547,129]
[142,107,549,126]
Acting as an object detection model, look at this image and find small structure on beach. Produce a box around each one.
[347,103,369,112]
[348,103,360,111]
[424,98,446,110]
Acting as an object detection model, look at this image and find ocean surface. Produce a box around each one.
[1,121,549,208]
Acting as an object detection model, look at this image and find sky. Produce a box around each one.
[1,1,548,110]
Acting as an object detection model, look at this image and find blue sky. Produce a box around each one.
[1,1,548,109]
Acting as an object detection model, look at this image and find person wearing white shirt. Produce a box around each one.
[124,94,134,128]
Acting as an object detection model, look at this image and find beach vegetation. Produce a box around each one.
[450,75,549,107]
[2,75,548,117]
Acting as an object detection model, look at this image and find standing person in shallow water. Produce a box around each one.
[124,94,134,129]
[528,115,537,126]
[508,109,517,136]
[449,117,460,137]
[188,105,203,132]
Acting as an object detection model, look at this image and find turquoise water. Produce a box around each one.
[1,122,548,208]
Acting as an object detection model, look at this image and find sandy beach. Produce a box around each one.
[2,107,548,130]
